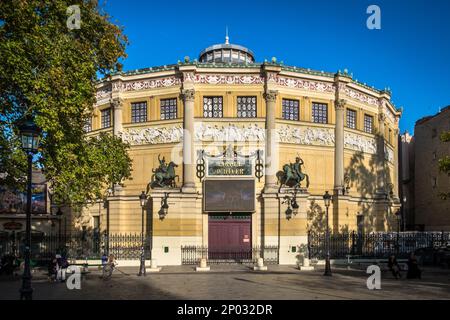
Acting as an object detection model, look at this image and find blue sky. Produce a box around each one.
[102,0,450,134]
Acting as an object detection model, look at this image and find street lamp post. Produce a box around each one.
[17,117,41,300]
[402,195,407,231]
[323,191,332,276]
[396,210,401,255]
[138,191,147,276]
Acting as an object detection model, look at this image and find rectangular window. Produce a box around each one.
[237,96,257,118]
[346,109,357,129]
[312,102,328,124]
[84,117,92,132]
[282,99,299,121]
[364,114,373,133]
[388,128,392,144]
[131,101,147,123]
[160,98,177,120]
[203,96,223,118]
[101,108,111,128]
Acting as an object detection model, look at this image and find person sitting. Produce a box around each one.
[388,255,402,279]
[55,254,69,282]
[407,252,422,279]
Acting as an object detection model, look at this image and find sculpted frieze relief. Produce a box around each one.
[195,123,265,142]
[119,126,183,145]
[277,125,335,146]
[344,131,377,154]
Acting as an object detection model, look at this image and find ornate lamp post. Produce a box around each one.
[159,193,169,220]
[17,117,41,300]
[402,195,407,231]
[138,191,147,276]
[323,191,332,276]
[395,209,401,255]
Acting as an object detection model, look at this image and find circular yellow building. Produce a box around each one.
[76,37,402,265]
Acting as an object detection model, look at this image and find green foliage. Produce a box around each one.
[438,130,450,199]
[48,132,133,206]
[0,128,27,190]
[0,0,130,206]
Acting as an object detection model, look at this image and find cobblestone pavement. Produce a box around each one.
[1,265,449,300]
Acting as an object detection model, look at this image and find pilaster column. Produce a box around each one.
[111,97,123,136]
[264,90,278,192]
[393,125,400,198]
[181,89,196,192]
[376,112,386,194]
[334,99,345,191]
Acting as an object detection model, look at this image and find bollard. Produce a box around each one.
[196,258,210,272]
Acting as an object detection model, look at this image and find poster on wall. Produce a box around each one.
[204,179,255,212]
[0,184,47,214]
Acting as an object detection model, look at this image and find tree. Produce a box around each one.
[49,132,133,206]
[0,0,131,206]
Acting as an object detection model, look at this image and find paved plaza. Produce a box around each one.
[1,265,449,300]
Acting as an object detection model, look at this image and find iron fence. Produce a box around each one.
[308,231,450,259]
[0,233,152,262]
[181,246,279,265]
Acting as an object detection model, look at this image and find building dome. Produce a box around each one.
[198,33,255,64]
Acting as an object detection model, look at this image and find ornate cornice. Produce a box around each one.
[264,90,278,102]
[181,89,195,102]
[344,87,379,106]
[112,76,181,92]
[192,74,264,85]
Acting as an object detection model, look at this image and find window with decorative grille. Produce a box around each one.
[282,99,299,121]
[160,98,177,120]
[346,109,357,129]
[237,96,257,118]
[203,96,223,118]
[101,108,111,128]
[364,114,373,133]
[131,101,148,123]
[312,102,328,124]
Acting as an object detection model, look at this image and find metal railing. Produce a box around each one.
[308,231,450,259]
[181,246,279,265]
[0,233,151,262]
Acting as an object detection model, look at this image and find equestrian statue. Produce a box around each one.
[276,157,310,189]
[150,155,179,189]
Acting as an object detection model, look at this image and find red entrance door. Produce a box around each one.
[208,214,251,261]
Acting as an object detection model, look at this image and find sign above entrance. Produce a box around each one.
[207,158,252,176]
[204,179,255,212]
[196,145,263,180]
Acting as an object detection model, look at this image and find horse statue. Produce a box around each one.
[150,155,179,189]
[276,157,310,189]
